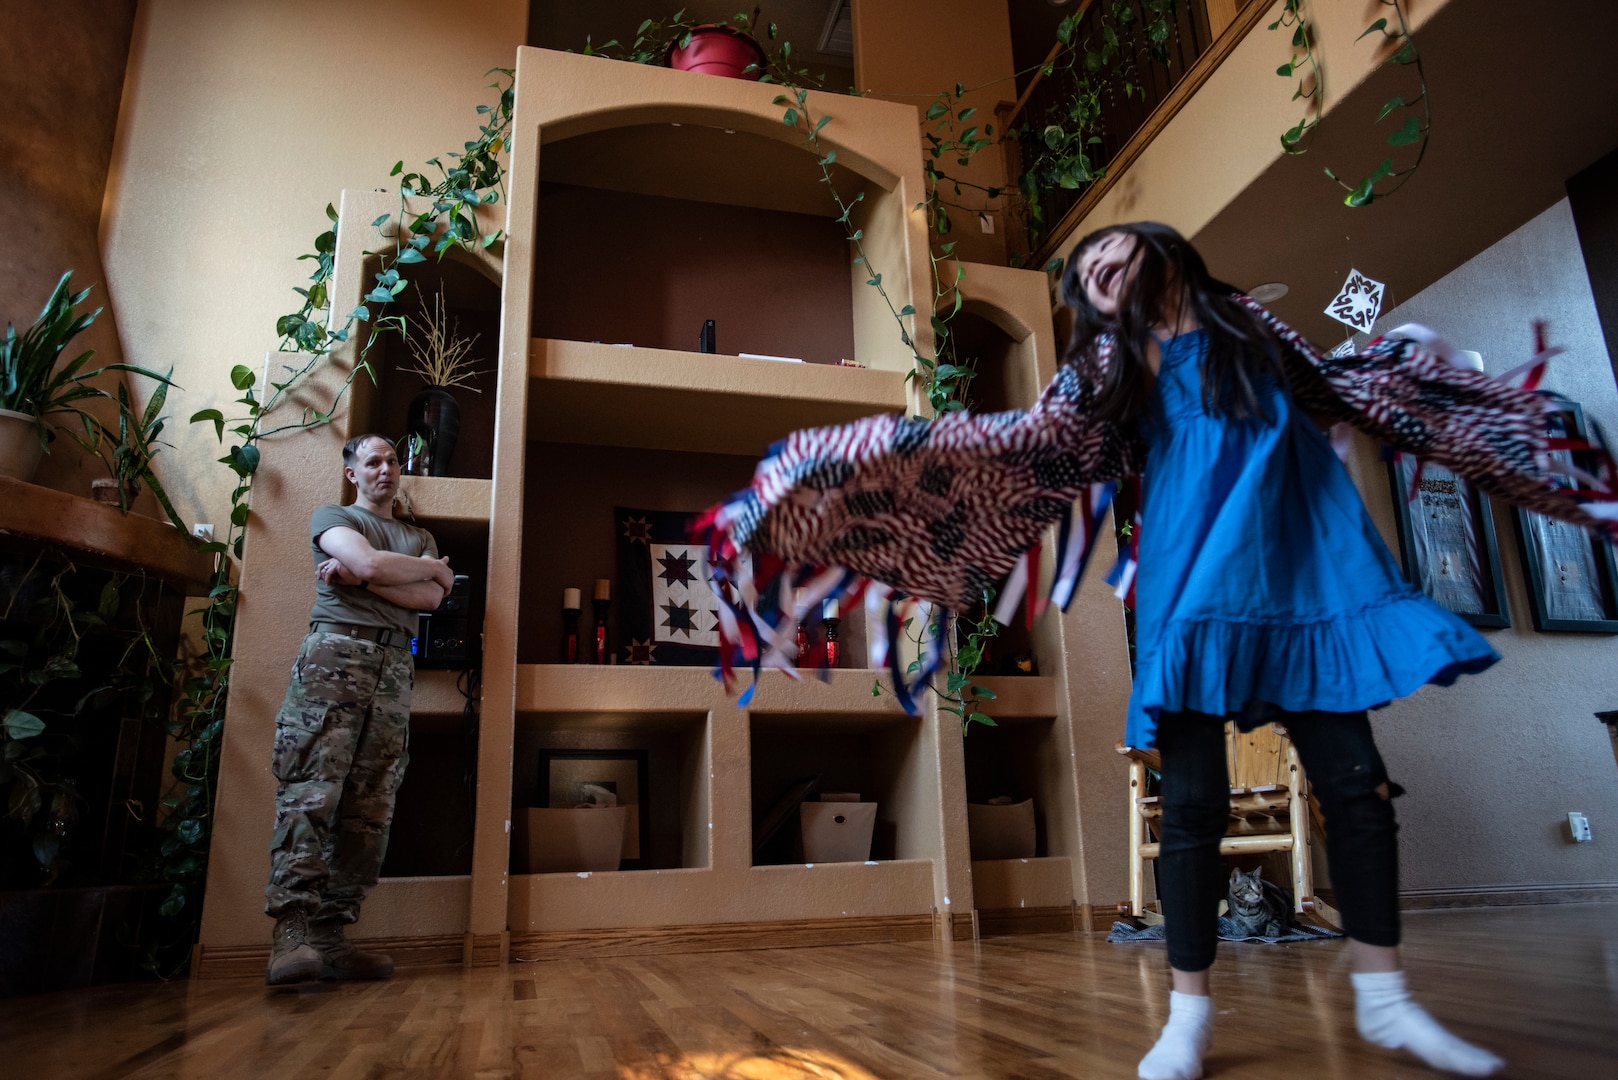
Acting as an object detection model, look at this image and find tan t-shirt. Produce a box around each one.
[308,504,439,635]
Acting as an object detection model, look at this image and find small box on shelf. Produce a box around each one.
[513,806,630,874]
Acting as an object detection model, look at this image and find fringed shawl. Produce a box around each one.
[702,297,1617,707]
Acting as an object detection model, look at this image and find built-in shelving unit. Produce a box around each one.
[195,44,1135,976]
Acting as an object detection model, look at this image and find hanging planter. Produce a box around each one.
[667,25,767,81]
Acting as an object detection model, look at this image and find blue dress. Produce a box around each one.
[1125,329,1498,748]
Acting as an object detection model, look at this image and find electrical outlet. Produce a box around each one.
[192,524,215,542]
[978,212,996,235]
[1569,812,1593,843]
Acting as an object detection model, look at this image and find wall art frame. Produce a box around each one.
[1509,400,1618,633]
[1386,456,1510,628]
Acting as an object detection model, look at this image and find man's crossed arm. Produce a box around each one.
[316,526,452,612]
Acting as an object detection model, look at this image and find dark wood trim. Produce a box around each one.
[1567,148,1618,394]
[0,475,215,589]
[510,913,938,961]
[191,934,466,980]
[1399,882,1618,911]
[977,904,1078,936]
[1032,0,1277,269]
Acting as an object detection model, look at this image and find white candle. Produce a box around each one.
[563,588,581,610]
[823,598,839,619]
[594,578,611,601]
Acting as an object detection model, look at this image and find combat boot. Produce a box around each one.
[265,910,322,986]
[306,920,394,980]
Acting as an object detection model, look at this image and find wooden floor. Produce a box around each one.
[5,903,1616,1079]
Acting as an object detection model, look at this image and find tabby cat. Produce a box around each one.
[1226,866,1294,937]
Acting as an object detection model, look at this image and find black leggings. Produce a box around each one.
[1154,708,1401,972]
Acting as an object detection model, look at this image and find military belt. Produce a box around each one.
[309,621,411,649]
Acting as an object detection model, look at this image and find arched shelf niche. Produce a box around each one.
[510,46,930,374]
[349,242,503,481]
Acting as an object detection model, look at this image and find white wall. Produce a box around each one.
[1343,199,1618,894]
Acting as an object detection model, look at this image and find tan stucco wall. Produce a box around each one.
[850,0,1015,266]
[1342,199,1618,893]
[1,0,137,498]
[101,0,529,533]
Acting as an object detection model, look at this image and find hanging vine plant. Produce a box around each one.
[1275,0,1430,207]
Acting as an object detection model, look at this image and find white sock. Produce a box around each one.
[1138,990,1212,1080]
[1352,970,1504,1076]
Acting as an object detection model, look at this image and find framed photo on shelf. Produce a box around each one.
[541,750,651,867]
[1386,456,1510,628]
[1510,401,1618,633]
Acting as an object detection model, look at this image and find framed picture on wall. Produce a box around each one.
[541,750,651,868]
[1510,401,1618,633]
[1386,456,1510,628]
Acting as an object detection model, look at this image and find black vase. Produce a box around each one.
[403,386,461,477]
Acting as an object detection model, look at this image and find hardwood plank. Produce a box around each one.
[7,903,1616,1078]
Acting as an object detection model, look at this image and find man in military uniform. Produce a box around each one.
[264,433,453,986]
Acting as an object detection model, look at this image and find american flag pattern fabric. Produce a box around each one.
[704,296,1617,706]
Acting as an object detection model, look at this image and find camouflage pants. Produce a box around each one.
[265,631,412,922]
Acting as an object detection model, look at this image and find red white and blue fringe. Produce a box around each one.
[699,326,1618,717]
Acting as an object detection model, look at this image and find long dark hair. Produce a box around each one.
[1059,221,1289,425]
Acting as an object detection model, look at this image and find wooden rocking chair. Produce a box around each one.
[1117,722,1342,929]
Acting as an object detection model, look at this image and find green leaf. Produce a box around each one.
[1344,177,1376,207]
[1386,115,1422,146]
[1377,95,1405,122]
[396,246,426,264]
[930,315,950,341]
[1044,257,1064,274]
[925,102,947,120]
[1276,61,1294,77]
[957,106,977,122]
[190,408,225,440]
[3,709,45,740]
[968,712,997,727]
[371,213,390,227]
[229,364,256,390]
[1390,42,1416,64]
[390,161,403,176]
[782,108,798,126]
[325,203,338,222]
[899,305,916,316]
[814,115,831,132]
[230,503,250,527]
[1357,17,1389,41]
[1368,157,1394,184]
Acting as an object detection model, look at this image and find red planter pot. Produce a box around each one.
[667,26,767,81]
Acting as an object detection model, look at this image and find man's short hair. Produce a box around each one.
[343,433,394,466]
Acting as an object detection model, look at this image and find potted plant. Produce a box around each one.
[584,8,812,86]
[397,290,486,477]
[1,272,173,484]
[89,376,186,528]
[667,14,768,81]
